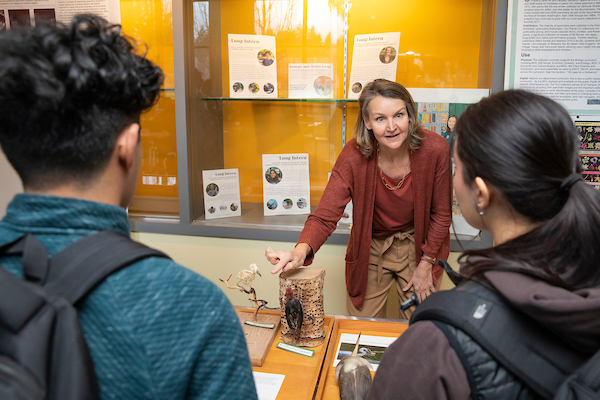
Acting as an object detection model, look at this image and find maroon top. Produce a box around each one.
[372,171,414,237]
[298,130,452,310]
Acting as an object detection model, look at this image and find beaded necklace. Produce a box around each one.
[377,144,410,191]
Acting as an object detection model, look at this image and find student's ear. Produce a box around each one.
[473,177,491,211]
[116,123,140,170]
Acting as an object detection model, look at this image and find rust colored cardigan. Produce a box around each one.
[298,131,452,310]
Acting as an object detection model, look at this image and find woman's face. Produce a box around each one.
[364,96,410,152]
[385,47,393,55]
[270,170,277,178]
[453,139,483,230]
[448,116,457,131]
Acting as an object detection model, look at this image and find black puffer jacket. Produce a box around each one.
[368,265,600,400]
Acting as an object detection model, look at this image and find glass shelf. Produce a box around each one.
[201,97,357,103]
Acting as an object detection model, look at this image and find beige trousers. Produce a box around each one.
[346,227,417,320]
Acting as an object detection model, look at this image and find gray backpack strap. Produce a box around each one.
[43,230,170,304]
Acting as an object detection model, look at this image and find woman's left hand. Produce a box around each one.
[402,260,436,303]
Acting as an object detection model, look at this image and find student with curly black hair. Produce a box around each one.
[0,15,257,400]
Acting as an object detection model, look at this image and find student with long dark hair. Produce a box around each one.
[368,89,600,399]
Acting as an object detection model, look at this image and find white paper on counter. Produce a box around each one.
[252,372,285,400]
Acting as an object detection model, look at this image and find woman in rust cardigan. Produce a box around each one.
[266,79,452,318]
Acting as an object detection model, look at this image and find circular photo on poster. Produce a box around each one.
[265,167,282,184]
[208,206,216,214]
[206,183,219,197]
[230,203,238,211]
[352,82,362,94]
[297,198,307,209]
[233,82,244,93]
[283,198,293,209]
[313,76,333,96]
[264,83,274,94]
[249,83,259,93]
[379,46,396,64]
[258,49,275,66]
[267,199,278,210]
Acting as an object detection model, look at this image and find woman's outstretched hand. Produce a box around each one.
[265,243,312,274]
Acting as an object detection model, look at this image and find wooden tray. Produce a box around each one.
[315,318,409,400]
[245,309,335,400]
[236,309,282,367]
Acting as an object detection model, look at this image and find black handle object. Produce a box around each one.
[439,259,463,286]
[400,293,419,313]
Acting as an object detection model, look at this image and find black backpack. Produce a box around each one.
[411,272,600,400]
[0,231,169,400]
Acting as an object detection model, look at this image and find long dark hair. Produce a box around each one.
[354,79,423,158]
[456,89,600,289]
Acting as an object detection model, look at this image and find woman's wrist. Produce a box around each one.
[294,243,313,258]
[420,254,436,265]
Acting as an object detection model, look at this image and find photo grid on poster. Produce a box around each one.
[201,168,242,220]
[262,154,311,216]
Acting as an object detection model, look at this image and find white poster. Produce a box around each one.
[0,0,121,29]
[505,0,600,113]
[262,154,310,216]
[202,168,242,220]
[228,34,278,99]
[348,32,401,99]
[288,63,334,99]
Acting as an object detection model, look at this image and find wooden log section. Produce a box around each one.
[279,267,326,347]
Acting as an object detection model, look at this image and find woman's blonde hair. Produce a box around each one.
[354,79,423,158]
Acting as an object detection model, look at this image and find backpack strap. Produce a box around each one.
[0,265,46,333]
[0,234,49,284]
[410,281,586,399]
[42,231,170,305]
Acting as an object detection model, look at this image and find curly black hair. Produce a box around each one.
[0,14,164,189]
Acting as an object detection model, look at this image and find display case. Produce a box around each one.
[129,0,508,249]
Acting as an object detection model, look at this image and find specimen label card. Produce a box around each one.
[262,154,310,216]
[333,333,397,371]
[288,63,334,99]
[228,34,278,98]
[252,372,285,400]
[202,168,242,220]
[0,0,121,28]
[348,32,400,99]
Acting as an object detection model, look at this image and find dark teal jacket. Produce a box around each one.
[0,194,258,400]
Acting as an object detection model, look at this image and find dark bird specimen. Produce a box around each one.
[285,287,303,339]
[336,333,373,400]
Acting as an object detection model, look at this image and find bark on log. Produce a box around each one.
[279,267,326,347]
